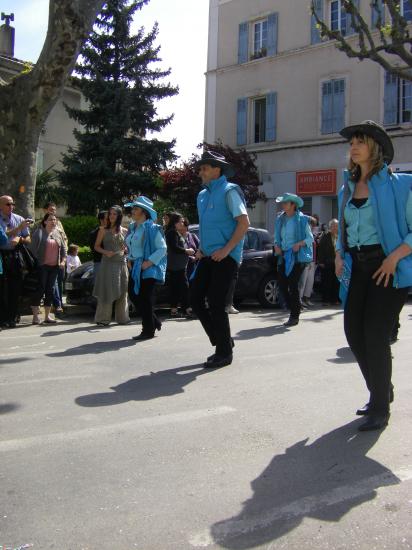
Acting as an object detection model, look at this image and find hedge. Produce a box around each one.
[62,215,97,247]
[78,246,93,263]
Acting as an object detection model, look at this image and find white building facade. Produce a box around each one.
[205,0,412,231]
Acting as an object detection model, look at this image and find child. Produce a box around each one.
[66,244,81,274]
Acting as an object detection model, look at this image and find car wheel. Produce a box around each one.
[258,274,279,308]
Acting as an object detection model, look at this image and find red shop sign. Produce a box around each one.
[296,169,337,196]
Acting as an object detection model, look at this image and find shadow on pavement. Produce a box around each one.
[0,357,31,366]
[41,324,113,337]
[234,324,290,340]
[75,364,214,407]
[47,338,136,357]
[0,402,21,414]
[305,310,343,323]
[327,347,356,364]
[210,420,397,549]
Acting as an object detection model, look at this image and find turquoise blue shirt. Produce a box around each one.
[125,223,167,265]
[344,181,412,249]
[226,188,248,218]
[274,215,313,251]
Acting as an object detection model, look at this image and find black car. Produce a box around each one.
[65,226,279,309]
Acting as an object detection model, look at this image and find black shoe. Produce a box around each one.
[358,413,390,431]
[356,387,394,416]
[204,354,233,368]
[206,339,235,364]
[132,333,155,341]
[155,320,162,332]
[284,317,299,327]
[7,321,17,328]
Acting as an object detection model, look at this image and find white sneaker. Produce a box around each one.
[226,305,239,314]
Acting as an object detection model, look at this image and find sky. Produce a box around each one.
[0,0,210,163]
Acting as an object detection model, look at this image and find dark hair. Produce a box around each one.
[183,217,190,228]
[97,210,108,222]
[41,212,57,227]
[68,244,79,255]
[44,201,56,210]
[166,211,183,232]
[106,206,123,232]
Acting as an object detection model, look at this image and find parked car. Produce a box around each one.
[65,226,279,309]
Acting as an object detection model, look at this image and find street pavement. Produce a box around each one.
[0,302,411,550]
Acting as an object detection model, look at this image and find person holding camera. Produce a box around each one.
[0,195,32,328]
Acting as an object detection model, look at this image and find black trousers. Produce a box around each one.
[32,265,59,307]
[128,276,160,336]
[321,265,340,303]
[277,262,305,319]
[190,256,238,356]
[344,255,408,414]
[167,269,189,310]
[0,251,24,323]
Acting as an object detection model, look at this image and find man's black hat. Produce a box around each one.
[195,151,235,178]
[340,120,394,164]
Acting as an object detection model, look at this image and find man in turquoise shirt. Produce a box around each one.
[191,151,250,368]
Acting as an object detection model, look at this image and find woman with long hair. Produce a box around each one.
[124,197,167,340]
[93,205,129,326]
[336,120,412,431]
[30,213,67,324]
[165,212,195,317]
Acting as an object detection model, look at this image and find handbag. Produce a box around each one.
[16,242,38,273]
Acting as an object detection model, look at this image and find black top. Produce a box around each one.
[350,197,368,208]
[89,227,103,263]
[165,229,188,271]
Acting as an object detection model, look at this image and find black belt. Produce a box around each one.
[349,245,385,262]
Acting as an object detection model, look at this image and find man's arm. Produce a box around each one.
[211,214,250,262]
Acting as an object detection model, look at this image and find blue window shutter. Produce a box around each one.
[333,79,345,132]
[238,22,249,64]
[267,13,278,56]
[265,92,277,141]
[237,98,248,146]
[311,0,323,44]
[384,72,399,125]
[321,81,333,134]
[372,0,385,27]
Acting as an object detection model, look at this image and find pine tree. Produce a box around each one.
[59,0,178,214]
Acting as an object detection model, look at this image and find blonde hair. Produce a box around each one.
[348,133,386,182]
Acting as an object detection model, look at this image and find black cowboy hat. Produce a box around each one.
[340,120,394,164]
[195,151,235,178]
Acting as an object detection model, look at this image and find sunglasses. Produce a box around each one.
[5,202,15,206]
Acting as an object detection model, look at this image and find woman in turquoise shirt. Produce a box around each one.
[124,197,167,341]
[336,120,412,432]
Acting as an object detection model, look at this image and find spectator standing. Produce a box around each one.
[0,195,32,328]
[89,211,108,276]
[124,197,167,340]
[66,244,81,274]
[317,219,340,305]
[43,202,67,315]
[93,206,129,326]
[274,193,314,327]
[190,151,249,368]
[181,217,200,281]
[336,120,412,431]
[165,212,194,317]
[299,217,318,307]
[29,213,67,324]
[0,225,8,331]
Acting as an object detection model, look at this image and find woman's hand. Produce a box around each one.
[185,248,195,256]
[372,255,398,287]
[142,260,153,271]
[335,254,344,278]
[105,250,115,258]
[127,260,132,270]
[274,245,282,256]
[195,249,204,261]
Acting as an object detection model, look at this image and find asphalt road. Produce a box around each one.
[1,303,411,550]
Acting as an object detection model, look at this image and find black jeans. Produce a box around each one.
[344,254,408,414]
[128,275,160,336]
[190,256,239,356]
[167,269,189,310]
[277,261,305,319]
[321,264,340,303]
[32,265,59,307]
[0,250,24,323]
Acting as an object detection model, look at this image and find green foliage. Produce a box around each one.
[59,0,178,214]
[78,245,93,263]
[35,167,66,209]
[63,215,97,247]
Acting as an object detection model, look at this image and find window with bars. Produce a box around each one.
[321,78,346,135]
[384,72,412,125]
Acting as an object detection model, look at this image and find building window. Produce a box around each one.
[253,19,268,59]
[330,0,347,35]
[401,0,412,20]
[321,78,346,135]
[384,72,412,125]
[254,98,266,143]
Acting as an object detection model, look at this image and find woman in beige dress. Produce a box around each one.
[93,206,129,326]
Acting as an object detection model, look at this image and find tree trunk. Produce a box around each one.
[0,0,105,217]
